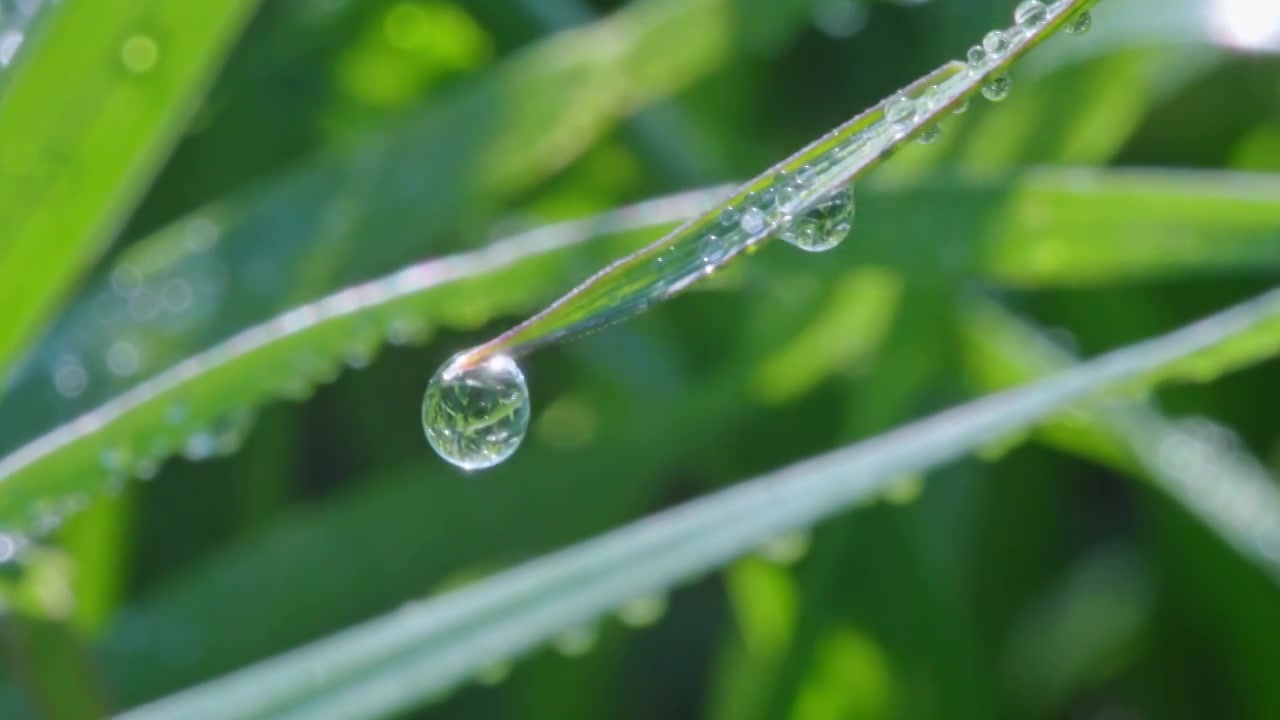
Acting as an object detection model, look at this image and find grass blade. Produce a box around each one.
[120,284,1280,720]
[962,298,1280,581]
[459,0,1101,367]
[0,0,261,379]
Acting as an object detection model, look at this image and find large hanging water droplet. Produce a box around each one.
[982,73,1012,102]
[1013,0,1048,29]
[917,124,942,144]
[1064,9,1092,35]
[779,186,854,253]
[423,354,530,471]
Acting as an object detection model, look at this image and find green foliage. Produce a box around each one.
[1,0,1279,718]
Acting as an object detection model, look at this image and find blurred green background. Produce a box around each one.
[2,0,1280,717]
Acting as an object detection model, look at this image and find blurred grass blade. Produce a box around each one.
[0,188,732,535]
[962,298,1280,582]
[0,0,261,380]
[121,286,1280,720]
[465,0,1100,365]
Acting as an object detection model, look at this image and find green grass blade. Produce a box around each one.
[0,188,729,536]
[5,165,1280,538]
[962,298,1280,582]
[458,0,1101,367]
[119,285,1280,720]
[0,0,261,380]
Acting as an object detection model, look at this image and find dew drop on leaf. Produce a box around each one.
[917,124,942,144]
[551,624,599,657]
[1013,0,1048,29]
[616,594,669,628]
[779,185,854,253]
[120,34,160,74]
[982,73,1012,102]
[1064,9,1092,35]
[474,661,512,686]
[423,354,531,471]
[982,29,1011,56]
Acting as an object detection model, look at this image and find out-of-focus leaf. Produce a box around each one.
[118,287,1280,720]
[962,297,1280,581]
[0,0,261,380]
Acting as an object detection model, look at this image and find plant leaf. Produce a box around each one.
[5,166,1280,536]
[0,0,261,380]
[961,297,1280,582]
[118,285,1280,720]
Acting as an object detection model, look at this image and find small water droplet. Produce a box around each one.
[616,594,668,628]
[111,265,143,296]
[161,279,193,312]
[100,446,132,474]
[917,124,942,144]
[779,185,854,253]
[51,355,88,398]
[885,93,916,131]
[474,661,512,686]
[772,172,802,213]
[952,97,970,114]
[882,475,925,505]
[1064,9,1092,34]
[121,34,159,74]
[552,624,599,657]
[966,45,988,70]
[719,205,741,227]
[423,354,531,471]
[982,73,1012,102]
[134,458,160,481]
[0,532,23,564]
[983,29,1011,56]
[106,341,141,377]
[757,531,812,565]
[739,207,767,235]
[1013,0,1049,28]
[387,316,430,346]
[183,433,217,462]
[796,164,818,185]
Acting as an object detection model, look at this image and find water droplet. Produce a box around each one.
[983,29,1011,56]
[552,624,599,657]
[757,530,812,565]
[796,164,818,185]
[474,661,512,686]
[966,45,987,70]
[121,34,159,74]
[106,341,141,377]
[739,207,767,235]
[1013,0,1049,28]
[111,265,142,295]
[952,97,970,114]
[882,475,925,505]
[982,73,1012,102]
[134,458,160,481]
[885,93,917,131]
[183,433,217,462]
[0,532,24,563]
[387,316,430,346]
[100,446,132,475]
[51,355,88,398]
[917,124,942,144]
[616,594,668,628]
[423,354,531,471]
[779,185,854,253]
[161,279,193,312]
[719,205,741,227]
[772,171,802,212]
[1064,9,1092,34]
